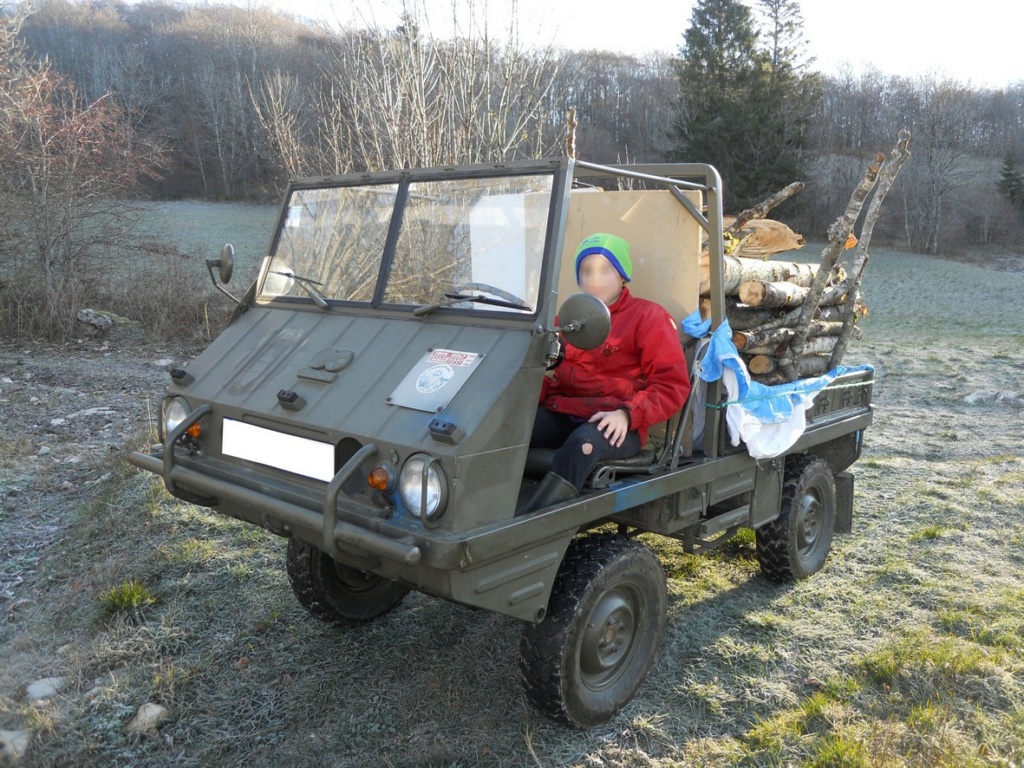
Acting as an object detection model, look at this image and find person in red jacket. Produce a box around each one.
[517,232,691,515]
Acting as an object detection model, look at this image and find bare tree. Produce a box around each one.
[255,1,560,177]
[896,76,976,253]
[0,11,163,336]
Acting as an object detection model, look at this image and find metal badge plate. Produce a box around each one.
[387,349,484,413]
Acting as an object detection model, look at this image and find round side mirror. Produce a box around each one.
[554,293,610,350]
[218,244,235,284]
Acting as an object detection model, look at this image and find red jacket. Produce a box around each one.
[540,287,691,444]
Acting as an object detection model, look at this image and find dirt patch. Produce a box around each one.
[0,337,195,628]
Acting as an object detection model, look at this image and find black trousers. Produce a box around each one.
[528,407,642,491]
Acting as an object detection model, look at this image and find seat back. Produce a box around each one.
[557,188,703,321]
[558,188,704,448]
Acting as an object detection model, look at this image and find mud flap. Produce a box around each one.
[749,458,783,529]
[834,471,854,534]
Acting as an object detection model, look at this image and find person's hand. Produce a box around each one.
[589,409,630,448]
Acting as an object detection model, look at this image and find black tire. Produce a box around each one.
[756,455,836,581]
[286,538,409,627]
[519,533,667,728]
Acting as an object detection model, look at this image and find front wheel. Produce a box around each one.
[520,533,667,728]
[286,538,409,627]
[756,455,836,581]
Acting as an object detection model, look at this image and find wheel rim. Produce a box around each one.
[578,585,641,691]
[795,484,825,560]
[331,562,380,593]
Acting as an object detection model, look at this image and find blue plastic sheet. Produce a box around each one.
[682,309,873,458]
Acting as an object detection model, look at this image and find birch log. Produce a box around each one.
[818,281,854,307]
[733,320,843,351]
[738,280,809,309]
[782,153,884,379]
[829,129,912,368]
[726,182,805,234]
[726,304,803,332]
[797,335,840,356]
[746,355,776,375]
[753,355,831,385]
[816,300,864,323]
[742,343,783,355]
[699,254,825,295]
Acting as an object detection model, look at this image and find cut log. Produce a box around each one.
[742,343,781,356]
[752,355,831,385]
[818,281,853,307]
[738,280,808,309]
[797,336,839,356]
[699,294,865,332]
[816,301,864,323]
[746,354,776,375]
[726,182,805,234]
[735,325,795,351]
[733,320,842,351]
[719,302,801,331]
[699,254,828,295]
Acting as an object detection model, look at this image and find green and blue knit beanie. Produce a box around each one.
[574,233,632,285]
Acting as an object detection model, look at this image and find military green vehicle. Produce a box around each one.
[127,159,874,727]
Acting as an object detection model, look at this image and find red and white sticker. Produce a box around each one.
[426,349,478,367]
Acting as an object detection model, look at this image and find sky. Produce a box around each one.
[264,0,1024,89]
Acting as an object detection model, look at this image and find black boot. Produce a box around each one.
[515,472,578,516]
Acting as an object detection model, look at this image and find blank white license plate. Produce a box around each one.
[221,419,334,482]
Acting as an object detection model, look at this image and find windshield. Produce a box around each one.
[262,184,397,302]
[259,174,553,313]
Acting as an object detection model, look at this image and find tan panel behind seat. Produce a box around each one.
[555,189,703,450]
[556,189,703,320]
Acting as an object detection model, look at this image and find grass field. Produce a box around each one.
[1,234,1023,766]
[135,200,279,287]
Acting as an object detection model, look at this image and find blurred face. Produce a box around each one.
[578,254,625,305]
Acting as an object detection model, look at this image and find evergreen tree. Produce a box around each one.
[749,0,821,197]
[671,0,764,203]
[671,0,820,208]
[757,0,809,77]
[997,149,1024,208]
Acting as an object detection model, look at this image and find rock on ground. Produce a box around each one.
[0,729,31,761]
[963,390,1020,405]
[126,702,172,734]
[24,676,65,702]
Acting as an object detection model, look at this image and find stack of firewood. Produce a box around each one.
[699,130,912,385]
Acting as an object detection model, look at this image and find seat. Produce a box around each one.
[523,334,709,489]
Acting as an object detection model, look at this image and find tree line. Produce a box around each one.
[8,0,1024,256]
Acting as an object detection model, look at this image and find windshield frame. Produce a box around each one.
[255,160,571,321]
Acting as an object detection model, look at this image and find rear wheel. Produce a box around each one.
[520,533,667,727]
[286,538,409,627]
[756,455,835,581]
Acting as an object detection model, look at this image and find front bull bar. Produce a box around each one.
[128,405,422,568]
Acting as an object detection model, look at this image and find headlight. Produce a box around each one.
[399,453,448,520]
[162,396,190,439]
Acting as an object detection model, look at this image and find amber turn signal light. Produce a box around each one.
[368,466,392,492]
[186,422,203,439]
